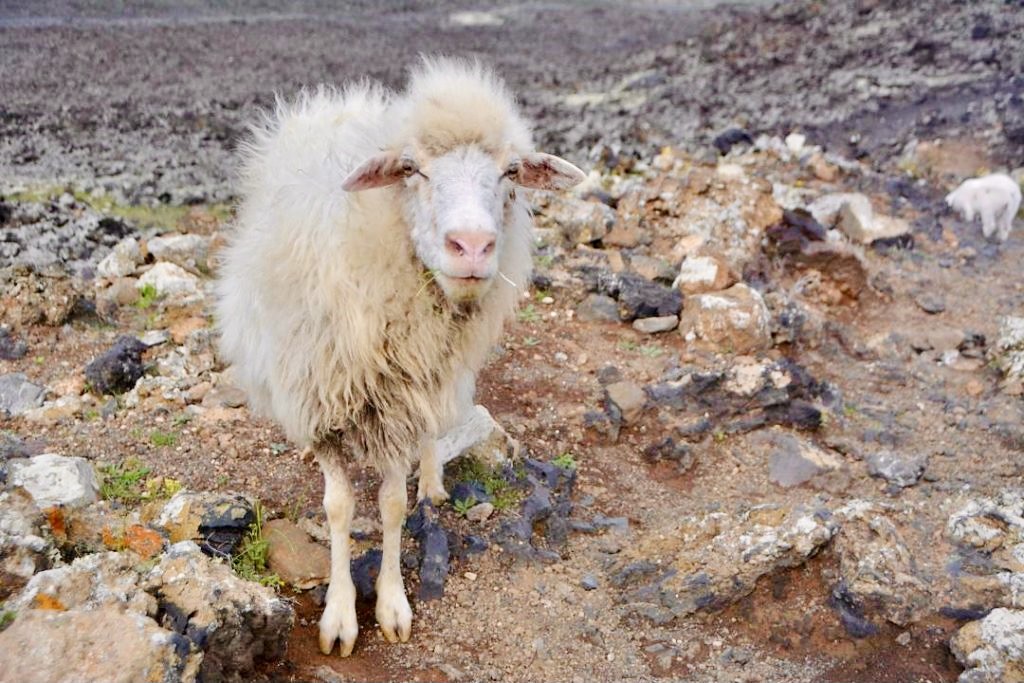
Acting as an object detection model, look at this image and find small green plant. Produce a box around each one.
[269,442,289,455]
[535,253,555,269]
[712,429,727,444]
[149,430,178,447]
[638,345,663,358]
[449,457,522,512]
[452,497,477,517]
[231,502,283,589]
[552,452,577,470]
[135,283,159,309]
[34,356,45,365]
[99,459,152,503]
[0,610,15,632]
[517,304,540,323]
[843,404,858,418]
[522,336,541,347]
[172,413,192,427]
[83,409,101,422]
[618,340,638,352]
[534,289,551,302]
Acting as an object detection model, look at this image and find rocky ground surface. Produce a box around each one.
[3,2,1024,682]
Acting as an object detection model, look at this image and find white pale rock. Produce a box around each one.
[808,192,873,228]
[137,262,202,303]
[147,233,210,269]
[674,255,731,295]
[436,404,519,467]
[96,237,142,279]
[785,132,807,154]
[8,453,99,509]
[0,372,46,417]
[632,315,679,334]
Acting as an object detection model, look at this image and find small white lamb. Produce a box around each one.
[945,173,1022,242]
[215,58,583,656]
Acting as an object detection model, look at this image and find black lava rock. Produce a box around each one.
[85,335,147,395]
[712,128,754,155]
[0,328,27,360]
[449,480,492,506]
[198,496,255,558]
[351,548,382,601]
[614,273,683,321]
[766,209,827,255]
[829,583,879,638]
[407,500,450,602]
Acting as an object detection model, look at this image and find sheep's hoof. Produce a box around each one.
[376,587,413,644]
[319,600,359,657]
[417,480,449,506]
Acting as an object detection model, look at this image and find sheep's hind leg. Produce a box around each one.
[316,453,359,656]
[416,440,448,504]
[376,461,413,643]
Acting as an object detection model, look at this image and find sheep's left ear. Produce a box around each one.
[342,153,415,192]
[516,153,586,191]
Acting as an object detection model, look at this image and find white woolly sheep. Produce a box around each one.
[945,173,1022,242]
[215,58,583,656]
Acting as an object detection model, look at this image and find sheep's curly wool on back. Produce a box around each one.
[215,60,534,464]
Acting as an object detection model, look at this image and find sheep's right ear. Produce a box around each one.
[342,153,413,192]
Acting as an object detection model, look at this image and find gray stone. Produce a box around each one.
[0,607,200,683]
[581,574,599,591]
[137,262,202,304]
[544,197,615,245]
[759,432,841,488]
[8,453,99,509]
[96,237,142,279]
[914,291,946,314]
[465,502,495,523]
[995,316,1024,382]
[950,608,1024,683]
[146,233,209,270]
[606,381,646,424]
[0,488,56,587]
[865,450,927,489]
[632,315,678,334]
[576,293,620,323]
[0,372,45,418]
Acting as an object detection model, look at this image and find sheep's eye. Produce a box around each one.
[399,159,418,176]
[504,162,521,180]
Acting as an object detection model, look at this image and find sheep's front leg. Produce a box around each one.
[317,455,359,656]
[376,462,413,643]
[416,440,448,504]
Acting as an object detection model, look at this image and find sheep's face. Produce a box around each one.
[343,144,584,303]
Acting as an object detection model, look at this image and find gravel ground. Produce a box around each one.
[2,1,1021,205]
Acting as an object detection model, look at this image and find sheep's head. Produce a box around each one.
[342,144,584,302]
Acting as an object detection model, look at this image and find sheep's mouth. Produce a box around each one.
[448,275,487,285]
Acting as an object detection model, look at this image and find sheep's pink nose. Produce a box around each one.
[444,231,496,262]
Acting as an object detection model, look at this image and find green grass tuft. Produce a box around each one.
[135,283,159,309]
[149,430,178,448]
[99,459,152,503]
[449,457,523,512]
[552,452,577,470]
[231,502,283,589]
[0,610,15,632]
